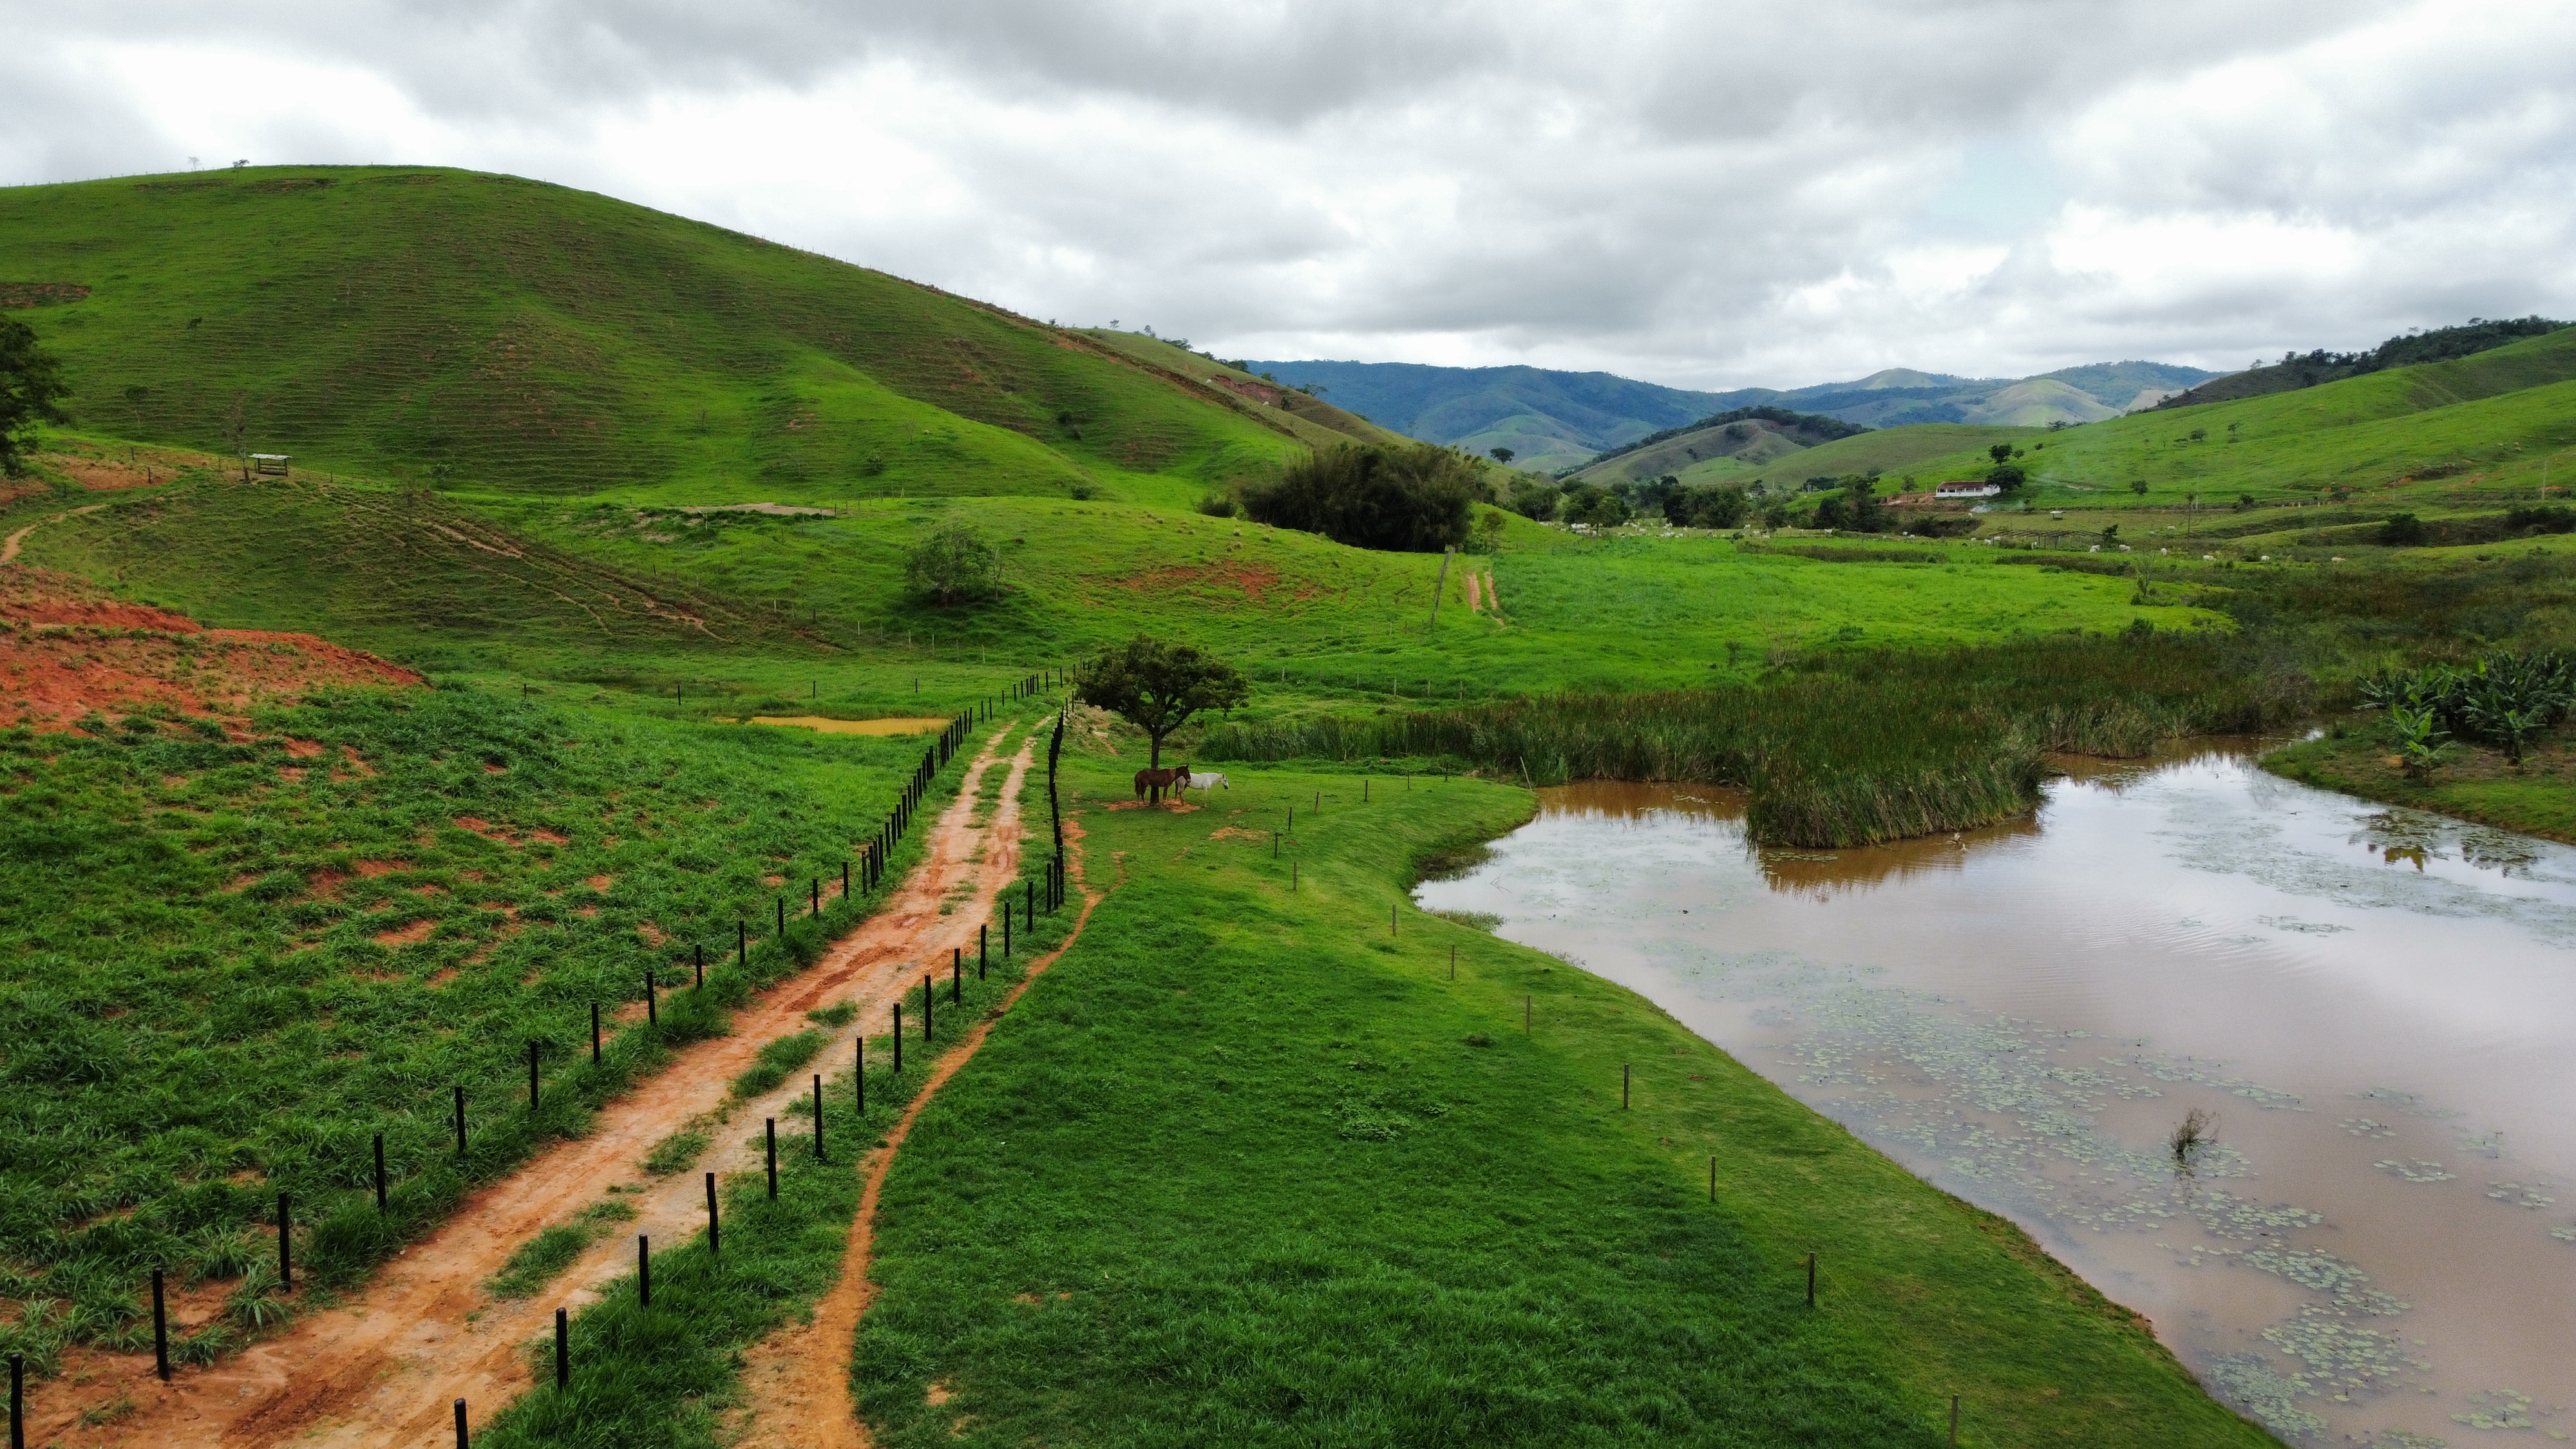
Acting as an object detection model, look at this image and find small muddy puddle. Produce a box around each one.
[745,715,949,736]
[1417,751,2576,1443]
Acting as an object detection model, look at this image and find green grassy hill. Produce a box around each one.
[1072,331,1410,452]
[0,167,1305,506]
[1577,419,2040,491]
[1888,325,2576,511]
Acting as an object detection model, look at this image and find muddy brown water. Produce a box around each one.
[1416,747,2576,1443]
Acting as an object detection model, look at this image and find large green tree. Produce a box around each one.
[1239,442,1481,552]
[1075,636,1250,772]
[0,317,70,477]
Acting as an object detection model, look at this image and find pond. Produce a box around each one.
[1415,748,2576,1444]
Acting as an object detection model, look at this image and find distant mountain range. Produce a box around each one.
[1236,357,2221,473]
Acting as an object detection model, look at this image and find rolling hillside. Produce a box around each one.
[0,167,1308,504]
[1884,324,2576,508]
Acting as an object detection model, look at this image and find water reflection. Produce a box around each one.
[1418,753,2576,1444]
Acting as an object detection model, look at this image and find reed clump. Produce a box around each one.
[1202,633,2284,847]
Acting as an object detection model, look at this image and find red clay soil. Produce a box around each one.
[730,813,1104,1449]
[23,723,1045,1448]
[1108,560,1307,603]
[0,564,420,730]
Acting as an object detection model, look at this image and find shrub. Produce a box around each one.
[905,521,1003,606]
[1240,443,1481,551]
[1464,507,1508,554]
[2378,513,2428,546]
[1196,492,1238,518]
[1986,462,2027,491]
[2505,504,2576,535]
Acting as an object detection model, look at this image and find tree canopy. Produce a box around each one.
[1238,442,1480,552]
[1075,636,1250,769]
[0,317,70,477]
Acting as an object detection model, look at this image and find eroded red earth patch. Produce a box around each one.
[0,565,421,732]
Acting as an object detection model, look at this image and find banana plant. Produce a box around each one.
[2389,704,2449,779]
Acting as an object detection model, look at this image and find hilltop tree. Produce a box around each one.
[1988,442,2014,466]
[0,317,70,477]
[1076,636,1249,771]
[1488,446,1515,464]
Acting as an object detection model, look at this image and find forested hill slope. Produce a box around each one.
[0,167,1305,499]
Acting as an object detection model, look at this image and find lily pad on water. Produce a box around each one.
[2373,1159,2456,1183]
[2452,1389,2534,1432]
[2341,1117,2398,1139]
[2485,1181,2555,1209]
[2263,1307,2409,1394]
[2206,1354,2327,1439]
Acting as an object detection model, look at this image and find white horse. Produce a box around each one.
[1186,772,1231,793]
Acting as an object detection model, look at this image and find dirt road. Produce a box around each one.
[31,722,1041,1447]
[728,812,1102,1449]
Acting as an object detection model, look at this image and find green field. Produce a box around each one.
[0,683,953,1368]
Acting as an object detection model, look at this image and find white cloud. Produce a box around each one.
[2,0,2571,388]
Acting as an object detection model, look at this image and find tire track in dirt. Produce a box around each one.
[730,812,1105,1449]
[28,721,1041,1448]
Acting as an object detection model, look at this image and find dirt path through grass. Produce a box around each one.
[1,502,105,562]
[730,817,1104,1449]
[28,721,1039,1448]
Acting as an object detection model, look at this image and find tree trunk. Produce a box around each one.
[1147,731,1163,801]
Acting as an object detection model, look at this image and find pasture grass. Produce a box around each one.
[846,754,2277,1447]
[0,167,1303,506]
[0,684,963,1369]
[17,469,2218,714]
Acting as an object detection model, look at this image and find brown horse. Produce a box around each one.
[1133,762,1189,804]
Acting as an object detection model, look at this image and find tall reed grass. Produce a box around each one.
[1200,634,2287,846]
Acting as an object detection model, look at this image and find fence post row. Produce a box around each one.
[260,694,1018,1302]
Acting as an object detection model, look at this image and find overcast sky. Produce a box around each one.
[5,0,2573,389]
